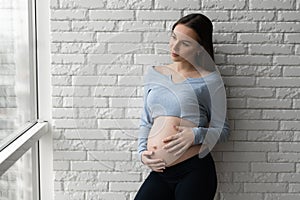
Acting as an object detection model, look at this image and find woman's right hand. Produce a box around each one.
[141,151,166,172]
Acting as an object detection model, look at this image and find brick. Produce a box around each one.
[110,97,141,107]
[252,163,294,172]
[136,10,181,20]
[93,86,136,97]
[294,99,300,108]
[88,54,132,64]
[278,11,300,21]
[222,77,255,86]
[283,67,300,76]
[248,131,294,141]
[230,87,275,98]
[247,98,292,108]
[155,0,200,9]
[86,192,126,200]
[245,183,288,192]
[71,161,115,171]
[249,44,293,54]
[97,32,142,43]
[60,43,105,54]
[233,172,277,182]
[51,54,85,64]
[98,172,140,182]
[284,33,300,43]
[276,88,300,99]
[52,108,76,118]
[221,193,263,200]
[96,65,142,75]
[64,181,107,191]
[110,182,142,192]
[278,173,300,182]
[268,152,300,162]
[143,32,170,42]
[108,43,153,54]
[72,76,117,86]
[218,183,243,192]
[289,184,300,192]
[237,33,283,43]
[135,54,171,65]
[234,141,278,151]
[263,110,300,120]
[215,22,257,32]
[231,11,275,21]
[260,22,300,32]
[72,21,115,31]
[279,142,300,152]
[215,44,246,54]
[59,0,105,9]
[106,0,152,9]
[214,33,236,43]
[118,21,164,32]
[53,161,70,170]
[215,162,249,172]
[51,21,70,31]
[274,56,300,65]
[228,109,261,119]
[54,151,86,161]
[250,0,294,9]
[53,119,97,128]
[54,191,84,200]
[227,55,272,65]
[63,129,109,139]
[184,10,230,21]
[281,121,300,130]
[51,9,86,20]
[202,0,246,10]
[87,151,131,161]
[223,152,266,162]
[235,120,279,130]
[52,76,72,85]
[227,98,246,108]
[89,10,134,20]
[52,86,89,97]
[265,194,300,200]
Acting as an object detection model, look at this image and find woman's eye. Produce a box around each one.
[183,42,190,46]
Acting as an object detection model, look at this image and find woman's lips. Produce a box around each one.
[171,52,179,57]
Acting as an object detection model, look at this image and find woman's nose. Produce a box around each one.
[173,42,180,51]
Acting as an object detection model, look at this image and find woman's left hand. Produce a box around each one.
[162,125,195,156]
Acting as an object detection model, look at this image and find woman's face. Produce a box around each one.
[169,24,201,64]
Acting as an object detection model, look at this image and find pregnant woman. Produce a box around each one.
[135,13,230,200]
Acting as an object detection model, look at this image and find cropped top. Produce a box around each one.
[138,65,230,161]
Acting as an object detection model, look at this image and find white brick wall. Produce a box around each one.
[50,0,300,199]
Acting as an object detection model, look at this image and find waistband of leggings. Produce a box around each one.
[165,150,212,171]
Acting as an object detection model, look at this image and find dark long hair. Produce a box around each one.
[172,13,215,61]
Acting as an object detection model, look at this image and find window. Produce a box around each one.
[0,0,52,200]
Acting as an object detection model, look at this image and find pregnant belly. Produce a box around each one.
[147,116,206,167]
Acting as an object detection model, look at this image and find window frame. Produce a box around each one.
[0,0,53,199]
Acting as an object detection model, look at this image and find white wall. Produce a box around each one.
[50,0,300,199]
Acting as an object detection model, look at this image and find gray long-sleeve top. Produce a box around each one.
[138,65,230,161]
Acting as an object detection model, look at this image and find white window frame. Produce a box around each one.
[0,0,53,200]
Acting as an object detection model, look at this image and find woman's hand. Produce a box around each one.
[141,151,166,172]
[162,125,194,156]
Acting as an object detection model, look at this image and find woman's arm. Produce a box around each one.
[137,85,153,162]
[192,82,231,145]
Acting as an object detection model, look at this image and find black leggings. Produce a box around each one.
[134,152,217,200]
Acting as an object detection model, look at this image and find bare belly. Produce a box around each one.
[147,116,208,167]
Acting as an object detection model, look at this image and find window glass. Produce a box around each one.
[0,0,36,149]
[0,148,33,200]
